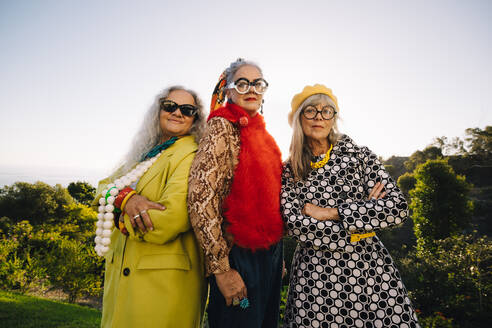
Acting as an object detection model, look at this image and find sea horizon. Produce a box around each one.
[0,164,107,188]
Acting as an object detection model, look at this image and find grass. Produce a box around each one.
[0,290,101,328]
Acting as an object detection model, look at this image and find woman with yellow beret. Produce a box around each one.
[281,84,420,327]
[92,86,207,328]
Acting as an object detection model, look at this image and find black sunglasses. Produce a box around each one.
[159,99,198,117]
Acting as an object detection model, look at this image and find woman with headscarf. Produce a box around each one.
[92,86,207,328]
[281,84,420,328]
[188,58,284,328]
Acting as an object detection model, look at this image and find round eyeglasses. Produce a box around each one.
[159,99,198,117]
[227,77,269,95]
[302,105,337,120]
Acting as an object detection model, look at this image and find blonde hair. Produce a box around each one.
[287,94,340,181]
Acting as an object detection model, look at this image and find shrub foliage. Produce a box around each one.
[0,182,102,303]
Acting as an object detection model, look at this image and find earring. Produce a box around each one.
[260,99,264,115]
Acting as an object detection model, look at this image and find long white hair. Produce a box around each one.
[113,86,206,176]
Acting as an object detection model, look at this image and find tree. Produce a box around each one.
[0,182,72,225]
[397,172,416,197]
[432,126,491,157]
[431,136,450,155]
[410,159,474,253]
[432,136,467,156]
[465,126,492,157]
[67,181,96,206]
[404,146,443,172]
[448,136,467,156]
[383,156,408,179]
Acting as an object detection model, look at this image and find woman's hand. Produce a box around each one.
[214,269,248,306]
[124,194,166,233]
[303,203,340,221]
[367,182,386,200]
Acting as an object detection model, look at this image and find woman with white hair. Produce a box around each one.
[281,84,420,328]
[92,86,207,328]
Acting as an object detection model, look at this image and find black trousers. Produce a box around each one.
[208,241,283,328]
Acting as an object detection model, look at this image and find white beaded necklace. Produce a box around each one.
[94,152,162,257]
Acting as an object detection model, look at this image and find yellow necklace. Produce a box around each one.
[310,144,333,169]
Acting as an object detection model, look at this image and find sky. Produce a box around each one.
[0,0,491,186]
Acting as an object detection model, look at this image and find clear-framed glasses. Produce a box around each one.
[302,105,337,120]
[227,78,269,95]
[159,99,198,117]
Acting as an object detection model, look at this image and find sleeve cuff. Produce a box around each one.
[209,254,231,276]
[338,203,357,232]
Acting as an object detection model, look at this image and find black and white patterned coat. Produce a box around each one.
[281,135,420,328]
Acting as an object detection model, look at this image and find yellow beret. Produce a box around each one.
[289,84,339,126]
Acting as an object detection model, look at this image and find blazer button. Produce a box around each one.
[123,268,130,276]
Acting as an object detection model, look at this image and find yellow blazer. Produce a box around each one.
[94,136,206,328]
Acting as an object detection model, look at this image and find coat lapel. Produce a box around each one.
[135,136,196,194]
[332,134,357,155]
[136,152,171,194]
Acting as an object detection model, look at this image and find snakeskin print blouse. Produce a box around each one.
[188,117,240,276]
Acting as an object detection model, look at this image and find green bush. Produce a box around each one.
[0,221,47,292]
[418,312,455,328]
[25,228,103,303]
[279,285,289,325]
[43,238,103,303]
[0,182,103,303]
[0,249,47,292]
[397,172,416,197]
[0,218,103,303]
[396,234,492,327]
[40,203,97,242]
[410,159,474,253]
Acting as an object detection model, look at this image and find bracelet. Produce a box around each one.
[118,220,128,236]
[120,190,136,211]
[114,187,134,209]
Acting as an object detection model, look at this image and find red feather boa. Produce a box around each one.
[208,103,284,250]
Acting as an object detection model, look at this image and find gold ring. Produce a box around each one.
[232,298,240,306]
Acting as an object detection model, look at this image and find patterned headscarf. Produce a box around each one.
[210,71,227,112]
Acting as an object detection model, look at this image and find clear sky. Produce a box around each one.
[0,0,491,185]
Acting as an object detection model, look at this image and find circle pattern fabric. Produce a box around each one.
[281,135,420,328]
